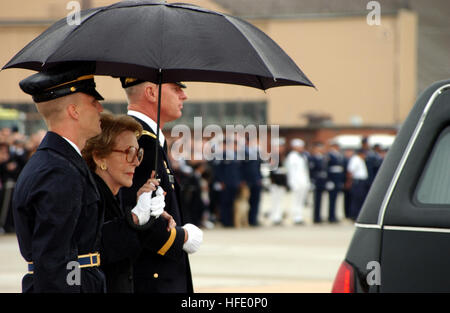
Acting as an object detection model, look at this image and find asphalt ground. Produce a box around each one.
[0,191,355,293]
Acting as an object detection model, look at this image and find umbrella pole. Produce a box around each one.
[154,69,162,178]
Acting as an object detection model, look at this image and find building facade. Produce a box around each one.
[0,0,419,145]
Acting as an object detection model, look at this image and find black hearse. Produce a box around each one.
[332,79,450,292]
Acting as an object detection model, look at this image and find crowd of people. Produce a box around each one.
[268,136,387,226]
[0,127,46,233]
[0,126,388,234]
[164,135,388,229]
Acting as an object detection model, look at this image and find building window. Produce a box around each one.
[169,101,267,128]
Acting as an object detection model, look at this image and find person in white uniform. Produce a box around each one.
[269,138,288,225]
[285,138,311,224]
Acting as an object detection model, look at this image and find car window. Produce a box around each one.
[416,127,450,205]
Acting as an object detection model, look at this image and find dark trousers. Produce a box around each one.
[328,189,338,222]
[220,185,238,227]
[343,189,351,218]
[208,188,222,221]
[248,183,262,226]
[349,180,368,220]
[313,188,324,223]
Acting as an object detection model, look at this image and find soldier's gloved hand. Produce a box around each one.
[182,223,203,254]
[132,187,165,225]
[150,186,165,218]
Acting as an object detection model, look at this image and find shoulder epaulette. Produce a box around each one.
[140,130,157,140]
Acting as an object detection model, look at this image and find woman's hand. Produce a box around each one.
[161,211,176,232]
[136,171,160,200]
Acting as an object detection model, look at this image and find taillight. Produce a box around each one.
[331,261,355,293]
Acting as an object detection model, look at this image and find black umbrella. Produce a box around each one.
[3,0,315,172]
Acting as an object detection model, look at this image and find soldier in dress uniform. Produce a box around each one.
[326,142,346,223]
[342,148,354,219]
[241,136,262,226]
[371,144,384,179]
[12,64,106,292]
[214,136,242,227]
[119,77,203,293]
[309,142,328,224]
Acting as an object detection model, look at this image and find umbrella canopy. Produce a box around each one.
[3,0,315,182]
[3,0,314,90]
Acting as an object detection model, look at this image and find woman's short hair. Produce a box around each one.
[82,113,143,171]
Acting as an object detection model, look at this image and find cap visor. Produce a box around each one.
[88,88,104,101]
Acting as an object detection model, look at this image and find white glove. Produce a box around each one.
[182,223,203,254]
[131,186,166,225]
[150,187,165,217]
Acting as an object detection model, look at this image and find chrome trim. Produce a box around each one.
[356,223,450,234]
[376,84,450,226]
[355,223,382,229]
[384,225,450,234]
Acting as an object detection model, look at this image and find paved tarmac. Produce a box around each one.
[0,191,355,293]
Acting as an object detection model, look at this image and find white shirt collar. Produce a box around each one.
[128,110,165,147]
[62,136,81,156]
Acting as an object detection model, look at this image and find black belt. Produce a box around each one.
[27,252,100,274]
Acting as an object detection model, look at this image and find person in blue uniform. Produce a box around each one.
[12,64,106,292]
[214,137,242,227]
[309,142,328,224]
[371,144,384,179]
[241,137,262,226]
[119,77,203,293]
[362,137,378,187]
[326,142,346,223]
[342,148,354,219]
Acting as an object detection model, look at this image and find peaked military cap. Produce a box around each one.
[120,77,186,89]
[19,63,104,103]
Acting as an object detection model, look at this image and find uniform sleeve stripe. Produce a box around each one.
[157,228,177,256]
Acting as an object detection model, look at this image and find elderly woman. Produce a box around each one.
[82,113,173,293]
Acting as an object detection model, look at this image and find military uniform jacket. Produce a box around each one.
[285,150,310,190]
[241,146,262,186]
[327,151,346,190]
[12,131,105,293]
[120,116,193,293]
[309,153,328,190]
[214,150,242,188]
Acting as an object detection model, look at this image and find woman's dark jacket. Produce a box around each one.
[95,173,176,293]
[94,173,143,293]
